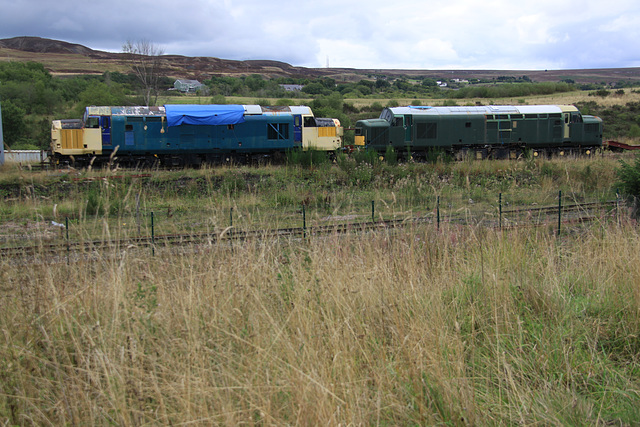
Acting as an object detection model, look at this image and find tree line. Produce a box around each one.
[1,60,639,150]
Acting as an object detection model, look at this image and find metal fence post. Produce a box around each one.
[66,217,70,265]
[437,196,440,230]
[499,193,502,230]
[230,207,233,240]
[302,204,307,238]
[151,211,155,256]
[616,189,620,225]
[557,190,562,236]
[372,200,375,222]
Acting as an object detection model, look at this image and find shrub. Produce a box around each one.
[384,145,397,166]
[616,154,640,199]
[286,150,331,168]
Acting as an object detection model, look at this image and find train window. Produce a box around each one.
[86,117,100,128]
[355,128,362,136]
[486,115,494,120]
[125,125,133,131]
[511,114,523,119]
[393,117,403,127]
[417,123,437,139]
[497,115,509,120]
[549,113,561,118]
[417,123,427,139]
[227,124,235,130]
[416,123,438,139]
[304,117,316,127]
[539,114,548,119]
[465,122,471,128]
[426,123,437,139]
[525,114,538,119]
[267,123,290,140]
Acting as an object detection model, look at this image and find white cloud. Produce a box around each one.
[1,0,639,70]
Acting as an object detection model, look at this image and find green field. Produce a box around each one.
[1,153,640,424]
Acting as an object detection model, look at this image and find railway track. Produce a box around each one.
[0,200,621,260]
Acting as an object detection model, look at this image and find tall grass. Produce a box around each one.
[1,221,639,424]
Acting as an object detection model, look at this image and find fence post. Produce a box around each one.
[616,189,620,225]
[302,204,307,238]
[437,196,440,230]
[151,211,155,256]
[136,193,141,236]
[372,200,375,223]
[230,207,233,240]
[499,193,502,230]
[557,190,562,236]
[65,217,70,265]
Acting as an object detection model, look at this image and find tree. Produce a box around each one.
[122,39,165,106]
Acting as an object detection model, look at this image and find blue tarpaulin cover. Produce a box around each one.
[164,104,246,127]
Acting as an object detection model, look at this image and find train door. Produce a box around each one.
[563,113,571,140]
[100,116,111,145]
[293,115,302,143]
[404,115,413,143]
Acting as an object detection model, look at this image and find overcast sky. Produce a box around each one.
[1,0,639,70]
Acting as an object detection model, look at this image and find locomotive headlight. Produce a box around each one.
[586,150,591,155]
[533,151,539,157]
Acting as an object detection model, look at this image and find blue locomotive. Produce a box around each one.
[51,104,343,166]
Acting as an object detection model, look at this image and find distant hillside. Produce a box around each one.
[0,36,103,56]
[2,36,640,85]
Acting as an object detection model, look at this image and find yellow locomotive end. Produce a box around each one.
[51,119,102,158]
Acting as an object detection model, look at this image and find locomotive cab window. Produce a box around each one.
[393,117,403,127]
[304,117,316,127]
[86,117,100,128]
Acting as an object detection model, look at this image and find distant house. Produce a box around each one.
[280,84,304,92]
[174,79,204,93]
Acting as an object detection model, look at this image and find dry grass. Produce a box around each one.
[343,88,640,109]
[1,220,639,424]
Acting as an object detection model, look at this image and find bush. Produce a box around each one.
[616,154,640,198]
[210,94,226,104]
[286,150,331,168]
[384,145,397,166]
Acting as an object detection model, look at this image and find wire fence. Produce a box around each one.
[0,188,628,261]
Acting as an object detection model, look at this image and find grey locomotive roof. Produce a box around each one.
[86,105,315,117]
[387,105,576,116]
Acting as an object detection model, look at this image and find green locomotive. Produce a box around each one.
[354,105,603,159]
